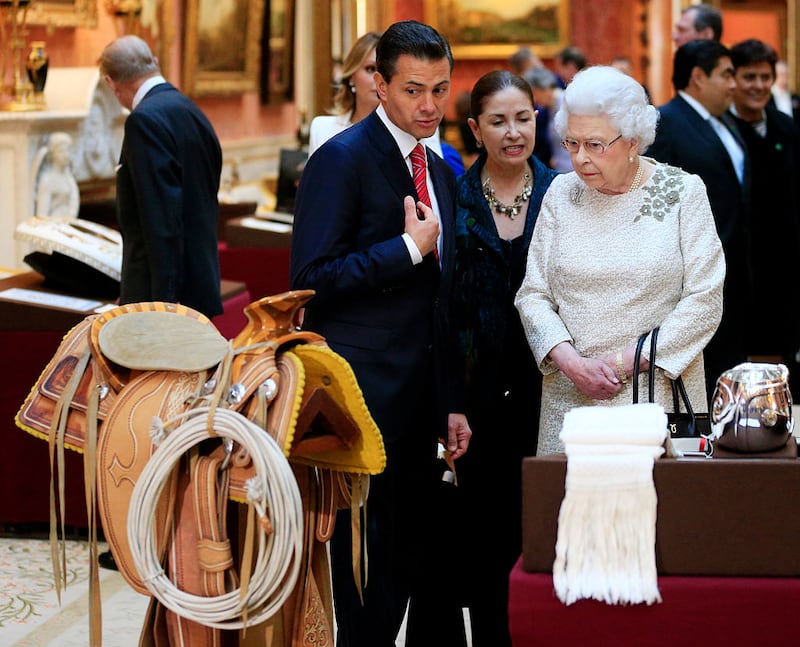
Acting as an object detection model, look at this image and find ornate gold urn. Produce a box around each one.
[0,0,41,112]
[25,40,48,106]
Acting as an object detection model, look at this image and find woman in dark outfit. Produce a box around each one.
[451,70,558,647]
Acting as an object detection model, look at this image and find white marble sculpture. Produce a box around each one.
[73,95,120,182]
[33,131,80,219]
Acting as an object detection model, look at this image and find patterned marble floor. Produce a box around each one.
[0,535,467,646]
[0,538,149,647]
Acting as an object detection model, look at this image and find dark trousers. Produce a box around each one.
[455,373,540,647]
[330,431,467,647]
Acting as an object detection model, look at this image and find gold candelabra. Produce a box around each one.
[0,0,40,112]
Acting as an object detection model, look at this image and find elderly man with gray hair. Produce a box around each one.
[95,35,223,573]
[97,35,223,320]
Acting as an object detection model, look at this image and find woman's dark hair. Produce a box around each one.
[469,70,533,120]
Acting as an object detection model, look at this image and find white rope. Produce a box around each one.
[127,406,303,629]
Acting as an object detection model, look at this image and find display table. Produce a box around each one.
[511,454,800,646]
[0,271,248,338]
[522,454,800,576]
[508,558,800,646]
[224,215,292,249]
[0,272,249,529]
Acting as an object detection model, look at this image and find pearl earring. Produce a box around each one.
[349,84,356,93]
[628,155,634,163]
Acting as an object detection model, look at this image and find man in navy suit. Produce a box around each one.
[98,35,223,319]
[291,20,472,647]
[647,39,749,404]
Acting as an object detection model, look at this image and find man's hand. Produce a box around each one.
[442,413,472,460]
[403,195,439,257]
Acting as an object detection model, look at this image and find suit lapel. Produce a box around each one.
[428,151,454,272]
[722,111,752,201]
[674,97,722,151]
[363,113,417,204]
[362,113,455,278]
[675,96,741,183]
[720,112,746,149]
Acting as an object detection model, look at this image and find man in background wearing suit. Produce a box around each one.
[647,39,749,403]
[728,38,800,394]
[98,35,223,319]
[290,20,472,647]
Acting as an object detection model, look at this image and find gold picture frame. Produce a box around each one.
[424,0,569,60]
[26,0,98,29]
[183,0,266,97]
[264,0,295,104]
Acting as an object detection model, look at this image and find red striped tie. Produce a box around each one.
[410,143,439,263]
[411,143,432,208]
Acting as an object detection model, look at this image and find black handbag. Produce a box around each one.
[632,327,712,448]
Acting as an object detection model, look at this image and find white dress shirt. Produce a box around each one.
[375,104,442,265]
[680,91,745,184]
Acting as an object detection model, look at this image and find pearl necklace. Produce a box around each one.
[482,172,532,219]
[627,159,644,193]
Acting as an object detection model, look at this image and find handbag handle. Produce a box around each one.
[671,375,696,418]
[631,330,649,403]
[631,326,699,425]
[648,327,659,403]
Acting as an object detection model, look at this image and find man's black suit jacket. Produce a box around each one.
[116,82,223,318]
[729,105,800,356]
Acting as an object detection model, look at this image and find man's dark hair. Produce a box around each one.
[556,45,587,71]
[672,39,730,91]
[729,38,777,75]
[686,4,723,42]
[376,20,454,82]
[509,46,535,74]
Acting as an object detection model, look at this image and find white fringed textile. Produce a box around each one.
[554,403,667,606]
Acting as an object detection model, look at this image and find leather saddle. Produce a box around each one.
[15,290,386,646]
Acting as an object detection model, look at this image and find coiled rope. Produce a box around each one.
[127,405,303,629]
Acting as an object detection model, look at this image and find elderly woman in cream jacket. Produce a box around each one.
[514,66,725,455]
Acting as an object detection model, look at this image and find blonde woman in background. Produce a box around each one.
[308,32,382,156]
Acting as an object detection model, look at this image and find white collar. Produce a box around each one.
[376,104,425,160]
[133,75,167,110]
[678,90,714,121]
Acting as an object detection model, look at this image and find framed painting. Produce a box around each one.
[424,0,569,59]
[26,0,98,28]
[183,0,266,96]
[261,0,295,104]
